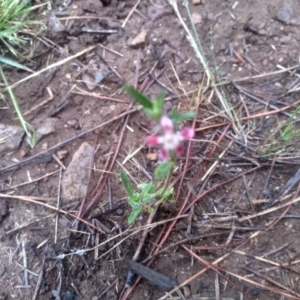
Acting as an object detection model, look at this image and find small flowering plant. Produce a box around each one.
[122,85,195,224]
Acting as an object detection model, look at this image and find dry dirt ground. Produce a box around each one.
[1,0,300,299]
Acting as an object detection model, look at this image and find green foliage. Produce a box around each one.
[120,170,174,224]
[0,0,42,57]
[123,85,153,109]
[169,108,196,125]
[0,55,34,72]
[261,105,300,157]
[124,85,164,119]
[154,161,174,181]
[0,63,36,147]
[120,169,134,197]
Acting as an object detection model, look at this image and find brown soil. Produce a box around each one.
[1,0,300,299]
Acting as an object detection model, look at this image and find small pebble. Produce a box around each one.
[42,142,48,150]
[66,119,78,128]
[39,155,53,164]
[130,31,147,48]
[20,149,27,157]
[192,12,202,24]
[145,153,157,161]
[116,208,123,215]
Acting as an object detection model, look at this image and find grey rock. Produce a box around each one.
[61,142,94,203]
[95,68,110,84]
[0,124,24,153]
[116,208,123,215]
[35,118,59,143]
[48,14,65,32]
[82,73,97,91]
[130,31,147,48]
[277,2,293,23]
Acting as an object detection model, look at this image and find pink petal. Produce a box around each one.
[160,116,174,131]
[146,135,160,146]
[175,144,185,156]
[158,148,169,160]
[180,127,194,140]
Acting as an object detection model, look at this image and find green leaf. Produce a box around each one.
[137,181,155,195]
[144,92,165,119]
[120,169,135,198]
[157,187,174,204]
[0,55,34,72]
[154,161,174,181]
[169,108,196,125]
[124,85,153,109]
[127,195,140,208]
[128,206,143,224]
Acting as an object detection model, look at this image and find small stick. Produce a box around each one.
[71,90,126,103]
[183,246,299,300]
[32,254,46,300]
[122,0,141,28]
[265,167,300,208]
[242,175,254,211]
[0,193,105,234]
[238,195,300,222]
[21,236,28,286]
[186,205,194,236]
[70,282,84,299]
[215,273,220,300]
[22,87,54,116]
[261,241,291,258]
[244,267,300,297]
[49,84,76,117]
[98,44,123,57]
[225,225,236,245]
[98,278,118,298]
[233,83,292,117]
[0,170,59,191]
[8,45,97,90]
[98,53,124,83]
[6,214,54,235]
[161,247,250,300]
[150,73,176,94]
[108,176,112,210]
[262,157,276,200]
[231,172,256,209]
[54,167,63,243]
[52,154,66,170]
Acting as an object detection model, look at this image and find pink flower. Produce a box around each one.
[146,116,194,160]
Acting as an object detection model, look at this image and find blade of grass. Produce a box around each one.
[0,63,36,147]
[0,55,34,72]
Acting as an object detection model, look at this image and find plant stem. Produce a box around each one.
[157,152,176,201]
